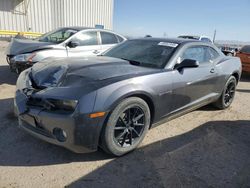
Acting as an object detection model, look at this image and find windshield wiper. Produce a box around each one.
[121,58,142,66]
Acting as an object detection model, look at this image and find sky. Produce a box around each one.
[113,0,250,42]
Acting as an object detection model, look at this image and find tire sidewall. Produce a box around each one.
[104,97,150,156]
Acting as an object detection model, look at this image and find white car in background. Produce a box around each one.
[6,27,126,73]
[178,35,213,43]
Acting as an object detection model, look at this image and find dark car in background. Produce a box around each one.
[221,46,237,56]
[6,27,126,74]
[236,45,250,73]
[15,38,241,156]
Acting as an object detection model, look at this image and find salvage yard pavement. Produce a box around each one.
[0,41,250,188]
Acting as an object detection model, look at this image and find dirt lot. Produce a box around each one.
[0,41,250,188]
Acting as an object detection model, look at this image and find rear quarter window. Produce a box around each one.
[101,32,119,44]
[116,35,125,43]
[208,47,220,60]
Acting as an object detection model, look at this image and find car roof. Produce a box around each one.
[130,37,199,45]
[59,26,116,33]
[58,26,92,31]
[178,35,211,40]
[178,35,200,39]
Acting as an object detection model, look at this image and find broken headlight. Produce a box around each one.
[13,53,36,62]
[44,99,78,111]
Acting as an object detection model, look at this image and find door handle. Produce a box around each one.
[93,50,100,54]
[210,68,215,73]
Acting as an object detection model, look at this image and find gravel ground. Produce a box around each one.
[0,41,250,188]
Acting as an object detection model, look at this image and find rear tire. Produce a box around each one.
[101,97,150,156]
[213,76,237,109]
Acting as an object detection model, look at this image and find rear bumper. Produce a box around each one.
[16,106,106,153]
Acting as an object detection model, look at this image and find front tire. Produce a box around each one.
[101,97,151,156]
[214,76,237,109]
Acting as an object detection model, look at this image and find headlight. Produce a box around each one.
[13,53,36,62]
[44,99,78,111]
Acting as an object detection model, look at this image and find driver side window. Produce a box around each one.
[180,46,207,64]
[72,31,98,46]
[182,47,205,62]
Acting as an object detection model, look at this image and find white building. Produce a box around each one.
[0,0,113,34]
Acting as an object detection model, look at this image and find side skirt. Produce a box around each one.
[151,95,218,128]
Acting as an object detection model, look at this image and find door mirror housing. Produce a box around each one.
[175,59,199,70]
[66,41,80,48]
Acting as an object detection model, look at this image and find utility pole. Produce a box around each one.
[213,30,217,43]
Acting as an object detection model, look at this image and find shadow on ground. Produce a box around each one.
[0,65,17,85]
[237,89,250,93]
[1,97,249,188]
[66,120,250,188]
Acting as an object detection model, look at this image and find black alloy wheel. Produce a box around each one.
[114,106,145,147]
[101,97,150,156]
[223,81,236,107]
[214,76,237,109]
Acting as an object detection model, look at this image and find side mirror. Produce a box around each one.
[66,41,79,48]
[175,59,199,70]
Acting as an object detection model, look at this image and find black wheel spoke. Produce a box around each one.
[133,108,139,119]
[133,114,144,122]
[129,131,133,145]
[128,108,131,122]
[116,130,127,140]
[121,132,128,146]
[134,123,144,126]
[114,127,126,130]
[119,117,127,126]
[132,128,140,137]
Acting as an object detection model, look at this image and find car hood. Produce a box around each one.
[30,56,161,89]
[6,38,54,55]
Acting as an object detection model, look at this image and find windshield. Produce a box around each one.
[104,40,178,68]
[37,28,78,43]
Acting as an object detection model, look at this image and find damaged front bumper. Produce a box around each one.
[7,56,33,74]
[15,93,106,153]
[14,70,105,153]
[17,107,103,153]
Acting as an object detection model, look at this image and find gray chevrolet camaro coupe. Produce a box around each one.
[14,38,242,156]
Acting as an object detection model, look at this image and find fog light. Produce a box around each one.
[53,128,67,142]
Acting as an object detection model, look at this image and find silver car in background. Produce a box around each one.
[6,27,126,73]
[178,35,213,43]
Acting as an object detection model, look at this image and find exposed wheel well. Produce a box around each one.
[232,72,239,83]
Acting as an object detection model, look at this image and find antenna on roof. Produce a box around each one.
[213,30,217,43]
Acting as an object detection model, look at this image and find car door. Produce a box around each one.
[99,31,120,53]
[170,45,218,112]
[66,31,102,57]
